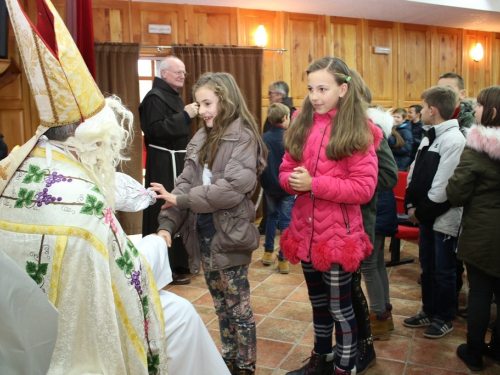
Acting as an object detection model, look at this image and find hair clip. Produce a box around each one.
[345,76,352,83]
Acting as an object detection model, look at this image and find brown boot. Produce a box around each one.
[386,303,394,331]
[370,311,391,340]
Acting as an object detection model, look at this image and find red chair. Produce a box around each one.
[385,171,417,267]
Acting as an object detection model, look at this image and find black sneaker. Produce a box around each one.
[403,311,432,328]
[423,319,453,338]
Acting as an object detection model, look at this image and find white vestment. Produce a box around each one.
[135,235,231,375]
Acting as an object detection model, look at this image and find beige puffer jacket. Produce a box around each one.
[158,118,261,274]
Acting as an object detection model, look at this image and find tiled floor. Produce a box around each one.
[165,236,500,374]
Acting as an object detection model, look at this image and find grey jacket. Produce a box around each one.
[158,118,261,274]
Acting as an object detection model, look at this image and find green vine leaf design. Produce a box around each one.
[91,185,101,194]
[142,296,149,316]
[26,261,48,284]
[15,188,35,208]
[22,165,47,184]
[80,194,105,216]
[127,238,139,258]
[147,354,160,374]
[115,250,134,275]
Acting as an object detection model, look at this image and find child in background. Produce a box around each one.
[260,103,294,274]
[152,72,267,375]
[408,104,424,165]
[447,86,500,371]
[403,86,465,339]
[389,108,413,171]
[279,56,379,375]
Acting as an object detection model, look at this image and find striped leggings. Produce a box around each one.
[302,261,357,372]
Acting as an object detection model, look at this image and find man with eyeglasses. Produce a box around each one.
[140,56,199,285]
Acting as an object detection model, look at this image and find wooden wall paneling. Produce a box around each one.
[363,20,398,109]
[92,0,131,42]
[284,13,326,104]
[493,33,500,85]
[131,2,186,46]
[185,5,238,45]
[399,23,431,107]
[430,27,462,84]
[463,30,491,99]
[237,9,284,127]
[329,17,363,73]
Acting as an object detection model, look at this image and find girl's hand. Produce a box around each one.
[289,166,313,192]
[157,230,172,247]
[150,183,178,209]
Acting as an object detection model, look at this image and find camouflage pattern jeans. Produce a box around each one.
[200,236,257,372]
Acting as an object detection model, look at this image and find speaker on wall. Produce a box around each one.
[0,0,8,60]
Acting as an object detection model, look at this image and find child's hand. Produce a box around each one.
[289,166,312,192]
[150,183,178,209]
[157,230,172,247]
[408,208,419,225]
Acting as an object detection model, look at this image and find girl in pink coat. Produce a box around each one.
[279,57,379,375]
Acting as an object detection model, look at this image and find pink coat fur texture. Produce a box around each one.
[279,110,381,272]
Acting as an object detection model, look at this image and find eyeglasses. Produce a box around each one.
[167,70,189,76]
[268,91,278,95]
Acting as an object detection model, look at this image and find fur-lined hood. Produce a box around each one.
[466,124,500,161]
[367,107,393,139]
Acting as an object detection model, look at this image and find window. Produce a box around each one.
[138,58,164,102]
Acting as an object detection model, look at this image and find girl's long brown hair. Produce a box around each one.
[283,57,372,161]
[193,72,267,174]
[390,127,406,149]
[477,85,500,126]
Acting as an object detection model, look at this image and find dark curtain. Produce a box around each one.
[171,45,263,137]
[94,42,143,235]
[172,45,264,217]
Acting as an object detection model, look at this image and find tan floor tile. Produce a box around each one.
[186,273,208,288]
[264,273,305,287]
[192,291,215,307]
[391,297,422,318]
[279,344,314,372]
[252,283,296,300]
[405,363,468,374]
[390,284,422,301]
[254,366,275,375]
[374,335,412,362]
[168,285,208,302]
[286,287,310,303]
[251,296,282,315]
[391,316,417,338]
[409,338,469,372]
[257,317,310,343]
[256,338,294,368]
[271,301,312,322]
[194,305,217,325]
[298,324,315,347]
[364,358,406,374]
[249,267,277,282]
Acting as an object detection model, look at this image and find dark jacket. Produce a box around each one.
[361,108,399,244]
[456,101,475,137]
[263,97,296,133]
[410,120,423,165]
[0,133,7,161]
[389,121,413,171]
[446,125,500,278]
[375,189,398,237]
[260,125,289,196]
[158,118,262,274]
[405,120,465,235]
[139,77,191,238]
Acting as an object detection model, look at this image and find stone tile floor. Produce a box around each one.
[165,236,499,374]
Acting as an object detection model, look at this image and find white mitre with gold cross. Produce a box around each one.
[0,0,105,195]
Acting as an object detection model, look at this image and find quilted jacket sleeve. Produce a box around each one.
[179,132,259,213]
[279,150,302,195]
[311,145,378,205]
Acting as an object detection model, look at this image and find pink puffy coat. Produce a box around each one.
[279,109,381,272]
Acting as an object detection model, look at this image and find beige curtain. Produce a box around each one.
[94,42,143,235]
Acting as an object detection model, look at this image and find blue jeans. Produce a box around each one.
[263,195,294,259]
[419,223,458,321]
